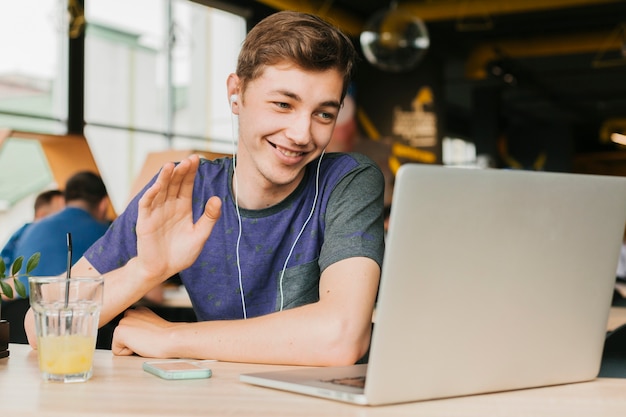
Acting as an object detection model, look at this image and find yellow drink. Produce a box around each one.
[38,335,96,374]
[29,276,104,382]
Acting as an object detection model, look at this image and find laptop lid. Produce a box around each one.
[241,165,626,406]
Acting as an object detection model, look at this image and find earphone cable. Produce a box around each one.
[230,95,324,317]
[231,104,247,320]
[277,149,324,311]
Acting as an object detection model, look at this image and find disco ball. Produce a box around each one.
[360,7,430,73]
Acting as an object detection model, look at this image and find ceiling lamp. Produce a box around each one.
[360,1,430,73]
[600,118,626,146]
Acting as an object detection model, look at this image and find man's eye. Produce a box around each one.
[276,102,290,109]
[318,112,336,121]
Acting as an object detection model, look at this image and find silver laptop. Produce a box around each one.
[240,164,626,405]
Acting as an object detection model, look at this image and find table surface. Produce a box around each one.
[2,343,626,417]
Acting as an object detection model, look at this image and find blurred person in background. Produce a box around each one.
[1,189,65,268]
[2,172,110,344]
[13,171,111,288]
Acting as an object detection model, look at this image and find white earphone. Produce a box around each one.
[228,90,323,319]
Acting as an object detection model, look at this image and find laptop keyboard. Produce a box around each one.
[322,376,366,389]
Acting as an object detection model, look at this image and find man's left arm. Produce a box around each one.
[111,255,380,366]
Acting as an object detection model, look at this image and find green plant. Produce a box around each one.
[0,253,40,299]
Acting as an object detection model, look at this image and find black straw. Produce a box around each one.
[64,233,72,308]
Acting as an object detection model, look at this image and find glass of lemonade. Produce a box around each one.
[29,276,104,383]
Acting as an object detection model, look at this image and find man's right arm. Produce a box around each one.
[24,256,157,348]
[25,155,223,348]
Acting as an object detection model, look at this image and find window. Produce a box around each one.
[0,0,68,133]
[0,137,53,210]
[84,0,245,210]
[0,0,246,233]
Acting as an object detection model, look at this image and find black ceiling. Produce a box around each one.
[209,0,626,153]
[332,0,626,152]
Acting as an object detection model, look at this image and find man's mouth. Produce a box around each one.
[271,142,305,158]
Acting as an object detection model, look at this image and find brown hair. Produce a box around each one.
[236,11,357,101]
[33,189,63,211]
[64,171,108,211]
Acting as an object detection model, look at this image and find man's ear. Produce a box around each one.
[226,73,241,112]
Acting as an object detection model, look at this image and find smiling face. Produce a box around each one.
[229,63,344,208]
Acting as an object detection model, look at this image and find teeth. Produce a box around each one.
[276,146,303,157]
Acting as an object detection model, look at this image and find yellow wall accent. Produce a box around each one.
[0,130,116,218]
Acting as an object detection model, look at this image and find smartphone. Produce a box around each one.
[143,360,213,380]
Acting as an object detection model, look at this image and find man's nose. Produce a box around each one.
[286,113,312,145]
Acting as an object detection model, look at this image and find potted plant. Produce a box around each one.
[0,253,40,358]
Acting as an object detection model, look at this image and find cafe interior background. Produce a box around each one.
[1,0,626,243]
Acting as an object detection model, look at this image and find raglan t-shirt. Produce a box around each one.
[85,152,385,321]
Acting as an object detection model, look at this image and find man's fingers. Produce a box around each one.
[139,162,174,211]
[166,157,192,201]
[196,196,222,236]
[178,155,200,200]
[112,344,134,356]
[198,196,222,229]
[204,196,222,221]
[138,182,160,213]
[111,327,135,356]
[138,155,198,216]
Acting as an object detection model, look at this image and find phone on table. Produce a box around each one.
[143,360,213,380]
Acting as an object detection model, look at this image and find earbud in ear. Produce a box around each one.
[230,94,238,105]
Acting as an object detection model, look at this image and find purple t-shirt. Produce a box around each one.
[85,153,384,321]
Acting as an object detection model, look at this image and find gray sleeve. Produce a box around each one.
[319,153,386,272]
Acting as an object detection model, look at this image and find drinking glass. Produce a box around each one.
[29,276,104,383]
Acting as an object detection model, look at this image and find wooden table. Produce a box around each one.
[2,344,626,416]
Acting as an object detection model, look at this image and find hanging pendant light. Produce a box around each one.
[360,1,430,73]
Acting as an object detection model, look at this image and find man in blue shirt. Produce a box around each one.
[4,172,109,343]
[14,171,111,288]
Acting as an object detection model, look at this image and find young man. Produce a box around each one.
[25,11,385,366]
